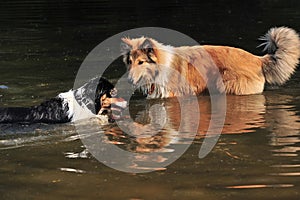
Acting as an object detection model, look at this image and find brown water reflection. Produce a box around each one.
[1,92,300,199]
[266,95,300,156]
[71,92,299,175]
[103,94,267,153]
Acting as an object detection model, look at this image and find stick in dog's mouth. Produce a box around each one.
[98,94,127,122]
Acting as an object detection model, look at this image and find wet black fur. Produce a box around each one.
[0,98,69,124]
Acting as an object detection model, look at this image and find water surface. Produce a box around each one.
[1,1,300,199]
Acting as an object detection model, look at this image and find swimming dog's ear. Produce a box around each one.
[140,38,154,53]
[120,38,132,55]
[95,77,114,114]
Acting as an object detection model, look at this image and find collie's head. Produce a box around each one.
[120,37,175,98]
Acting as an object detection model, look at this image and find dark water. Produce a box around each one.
[1,0,300,199]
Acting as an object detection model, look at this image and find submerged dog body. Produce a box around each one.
[0,78,126,124]
[121,27,300,97]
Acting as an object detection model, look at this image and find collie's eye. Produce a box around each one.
[138,61,144,65]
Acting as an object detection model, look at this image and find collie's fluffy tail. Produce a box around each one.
[259,27,300,85]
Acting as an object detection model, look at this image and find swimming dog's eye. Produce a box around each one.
[138,61,144,65]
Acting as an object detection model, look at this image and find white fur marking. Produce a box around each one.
[58,90,74,120]
[58,90,104,122]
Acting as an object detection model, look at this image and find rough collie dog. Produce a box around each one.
[121,27,300,98]
[0,78,126,123]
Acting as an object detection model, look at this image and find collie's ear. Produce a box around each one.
[120,38,132,55]
[140,38,154,53]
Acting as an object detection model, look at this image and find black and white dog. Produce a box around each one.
[0,77,127,124]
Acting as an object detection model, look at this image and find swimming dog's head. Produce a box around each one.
[120,37,174,98]
[95,78,127,121]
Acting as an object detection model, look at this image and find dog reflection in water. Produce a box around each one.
[104,94,267,153]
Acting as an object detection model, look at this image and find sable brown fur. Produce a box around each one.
[121,27,300,98]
